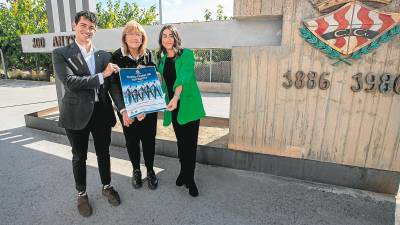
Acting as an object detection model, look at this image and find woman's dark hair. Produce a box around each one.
[74,10,98,26]
[157,25,183,60]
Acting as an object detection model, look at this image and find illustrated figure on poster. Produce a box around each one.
[132,85,138,103]
[125,86,132,104]
[152,80,163,98]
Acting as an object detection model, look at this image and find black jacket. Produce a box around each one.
[53,42,116,130]
[109,47,156,112]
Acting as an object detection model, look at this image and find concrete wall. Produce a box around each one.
[229,0,400,172]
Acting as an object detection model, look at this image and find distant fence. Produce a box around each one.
[194,49,232,83]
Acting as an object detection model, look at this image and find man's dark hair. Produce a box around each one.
[74,10,97,25]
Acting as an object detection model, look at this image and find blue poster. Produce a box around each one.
[119,66,166,118]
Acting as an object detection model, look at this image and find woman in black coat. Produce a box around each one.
[109,20,158,190]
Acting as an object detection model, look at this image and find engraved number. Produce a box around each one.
[282,70,293,89]
[351,73,363,92]
[295,71,306,89]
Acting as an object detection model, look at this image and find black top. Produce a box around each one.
[109,48,155,112]
[164,57,176,99]
[111,48,155,69]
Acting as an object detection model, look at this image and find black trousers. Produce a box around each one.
[65,102,112,192]
[171,107,200,184]
[117,112,157,171]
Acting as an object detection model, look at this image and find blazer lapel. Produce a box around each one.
[70,43,91,75]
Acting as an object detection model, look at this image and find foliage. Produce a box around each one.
[216,4,228,20]
[0,0,51,74]
[204,9,212,21]
[96,0,158,28]
[204,4,230,21]
[0,0,158,79]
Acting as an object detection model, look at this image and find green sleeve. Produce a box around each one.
[173,49,195,91]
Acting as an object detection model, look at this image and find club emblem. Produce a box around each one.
[300,1,399,65]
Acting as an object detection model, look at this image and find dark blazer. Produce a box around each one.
[109,47,156,112]
[52,42,116,130]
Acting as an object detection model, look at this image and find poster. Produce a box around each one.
[119,66,166,118]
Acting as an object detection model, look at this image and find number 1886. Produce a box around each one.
[282,70,330,90]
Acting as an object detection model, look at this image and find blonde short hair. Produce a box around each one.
[121,20,148,56]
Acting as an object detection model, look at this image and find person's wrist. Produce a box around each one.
[173,93,180,100]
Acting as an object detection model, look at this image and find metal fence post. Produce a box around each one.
[209,49,212,82]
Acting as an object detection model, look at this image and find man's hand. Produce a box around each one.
[137,113,146,121]
[121,111,134,127]
[103,63,120,78]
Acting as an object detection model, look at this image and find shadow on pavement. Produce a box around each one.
[0,126,397,225]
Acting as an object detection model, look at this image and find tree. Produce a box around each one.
[203,4,230,21]
[216,4,228,20]
[0,0,51,76]
[96,0,158,29]
[0,0,158,79]
[204,9,212,21]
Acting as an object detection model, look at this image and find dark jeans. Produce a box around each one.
[65,102,112,192]
[117,112,157,171]
[171,107,200,184]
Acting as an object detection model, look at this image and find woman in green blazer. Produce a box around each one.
[157,24,205,197]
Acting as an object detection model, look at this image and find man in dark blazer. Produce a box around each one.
[52,10,122,217]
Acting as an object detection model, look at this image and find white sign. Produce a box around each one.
[21,19,282,53]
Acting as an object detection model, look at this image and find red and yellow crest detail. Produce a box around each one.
[301,1,400,65]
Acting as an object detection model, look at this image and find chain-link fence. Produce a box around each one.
[145,49,232,84]
[194,49,231,83]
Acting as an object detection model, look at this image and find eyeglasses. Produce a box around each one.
[126,33,142,38]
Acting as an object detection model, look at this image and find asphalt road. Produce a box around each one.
[0,79,398,225]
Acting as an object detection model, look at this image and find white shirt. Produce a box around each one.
[75,40,103,101]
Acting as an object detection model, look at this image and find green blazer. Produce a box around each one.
[157,48,205,126]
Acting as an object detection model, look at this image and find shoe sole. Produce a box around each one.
[148,183,158,190]
[102,192,121,206]
[132,183,142,189]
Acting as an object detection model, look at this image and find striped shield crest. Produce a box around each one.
[303,1,399,56]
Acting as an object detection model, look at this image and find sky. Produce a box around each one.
[96,0,233,23]
[0,0,233,23]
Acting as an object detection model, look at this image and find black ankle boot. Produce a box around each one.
[147,170,158,190]
[187,181,198,197]
[132,169,142,189]
[176,173,185,187]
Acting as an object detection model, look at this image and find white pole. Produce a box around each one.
[0,49,7,79]
[159,0,162,24]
